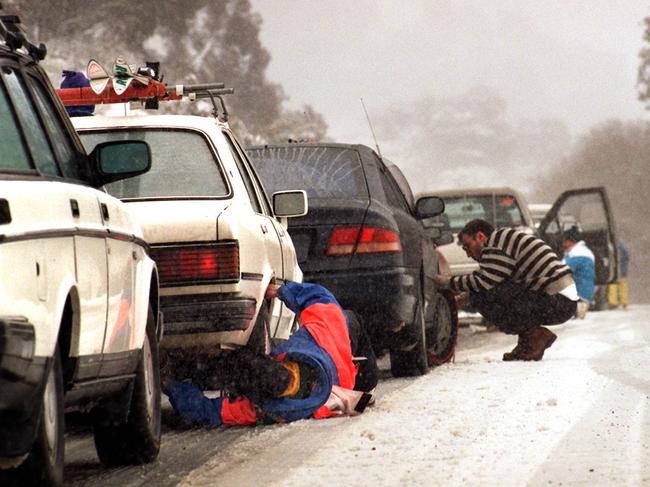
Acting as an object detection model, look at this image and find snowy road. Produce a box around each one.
[64,306,650,486]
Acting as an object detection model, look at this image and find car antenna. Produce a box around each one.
[360,97,382,157]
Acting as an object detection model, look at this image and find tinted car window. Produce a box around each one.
[3,66,59,176]
[29,74,82,180]
[222,131,262,213]
[226,132,273,215]
[442,194,525,231]
[247,146,369,199]
[380,169,410,213]
[0,69,31,171]
[80,129,229,198]
[386,162,415,210]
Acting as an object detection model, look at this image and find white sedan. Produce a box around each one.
[74,114,306,362]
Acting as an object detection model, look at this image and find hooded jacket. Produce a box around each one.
[164,282,361,427]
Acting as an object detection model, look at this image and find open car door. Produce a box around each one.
[538,187,617,285]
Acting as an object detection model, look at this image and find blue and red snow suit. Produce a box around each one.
[164,281,359,426]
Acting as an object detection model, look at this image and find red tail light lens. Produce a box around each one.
[326,226,401,256]
[326,227,360,256]
[151,242,239,286]
[357,227,402,253]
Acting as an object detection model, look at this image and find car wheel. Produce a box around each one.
[591,285,608,311]
[426,293,457,366]
[0,345,65,487]
[389,296,428,378]
[347,310,379,392]
[94,305,161,466]
[247,300,272,354]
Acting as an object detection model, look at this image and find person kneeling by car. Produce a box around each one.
[162,281,376,427]
[435,219,578,361]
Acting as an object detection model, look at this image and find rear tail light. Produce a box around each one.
[326,226,401,256]
[151,242,239,286]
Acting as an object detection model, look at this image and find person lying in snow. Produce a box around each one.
[162,281,376,426]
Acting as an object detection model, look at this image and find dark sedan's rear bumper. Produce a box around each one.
[304,267,418,343]
[160,293,257,335]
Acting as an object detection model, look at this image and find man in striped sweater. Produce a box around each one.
[435,219,578,361]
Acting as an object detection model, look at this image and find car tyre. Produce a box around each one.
[389,296,428,378]
[347,310,379,392]
[248,300,272,354]
[93,305,161,466]
[426,293,457,366]
[0,345,65,487]
[591,285,608,311]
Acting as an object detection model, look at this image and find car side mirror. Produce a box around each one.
[422,217,455,246]
[91,140,151,187]
[273,190,308,218]
[432,229,454,246]
[415,196,445,219]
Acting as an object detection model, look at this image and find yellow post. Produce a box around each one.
[608,282,619,308]
[619,277,629,309]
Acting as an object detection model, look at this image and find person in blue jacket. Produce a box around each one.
[59,70,95,117]
[562,227,595,319]
[162,281,375,427]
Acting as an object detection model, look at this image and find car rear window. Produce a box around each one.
[79,128,229,198]
[441,194,525,232]
[246,146,368,199]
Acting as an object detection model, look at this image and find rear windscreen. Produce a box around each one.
[79,128,229,199]
[246,146,368,199]
[441,194,525,232]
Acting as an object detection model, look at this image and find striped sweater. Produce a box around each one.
[450,228,575,295]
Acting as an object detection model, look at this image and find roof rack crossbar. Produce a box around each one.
[0,15,46,60]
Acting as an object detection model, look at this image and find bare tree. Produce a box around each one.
[532,119,650,303]
[638,16,650,108]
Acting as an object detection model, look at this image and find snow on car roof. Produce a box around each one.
[71,113,227,131]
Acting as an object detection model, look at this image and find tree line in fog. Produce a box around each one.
[7,0,328,144]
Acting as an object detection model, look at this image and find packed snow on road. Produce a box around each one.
[65,306,650,486]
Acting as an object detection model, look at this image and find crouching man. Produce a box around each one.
[435,219,578,361]
[162,281,375,427]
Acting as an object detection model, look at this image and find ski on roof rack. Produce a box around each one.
[57,58,234,121]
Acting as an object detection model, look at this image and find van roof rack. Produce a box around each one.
[57,58,233,122]
[0,12,47,61]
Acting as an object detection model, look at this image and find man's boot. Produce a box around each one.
[502,334,529,361]
[517,326,557,361]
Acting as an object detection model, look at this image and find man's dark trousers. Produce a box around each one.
[470,281,577,335]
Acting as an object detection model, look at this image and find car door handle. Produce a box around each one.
[261,224,268,234]
[70,199,80,218]
[101,203,110,221]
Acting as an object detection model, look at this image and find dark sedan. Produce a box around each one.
[246,143,457,377]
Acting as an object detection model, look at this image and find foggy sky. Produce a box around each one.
[251,1,649,157]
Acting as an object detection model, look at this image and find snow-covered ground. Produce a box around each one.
[65,306,650,486]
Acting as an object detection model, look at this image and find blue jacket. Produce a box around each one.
[563,241,595,302]
[618,243,629,277]
[165,282,356,426]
